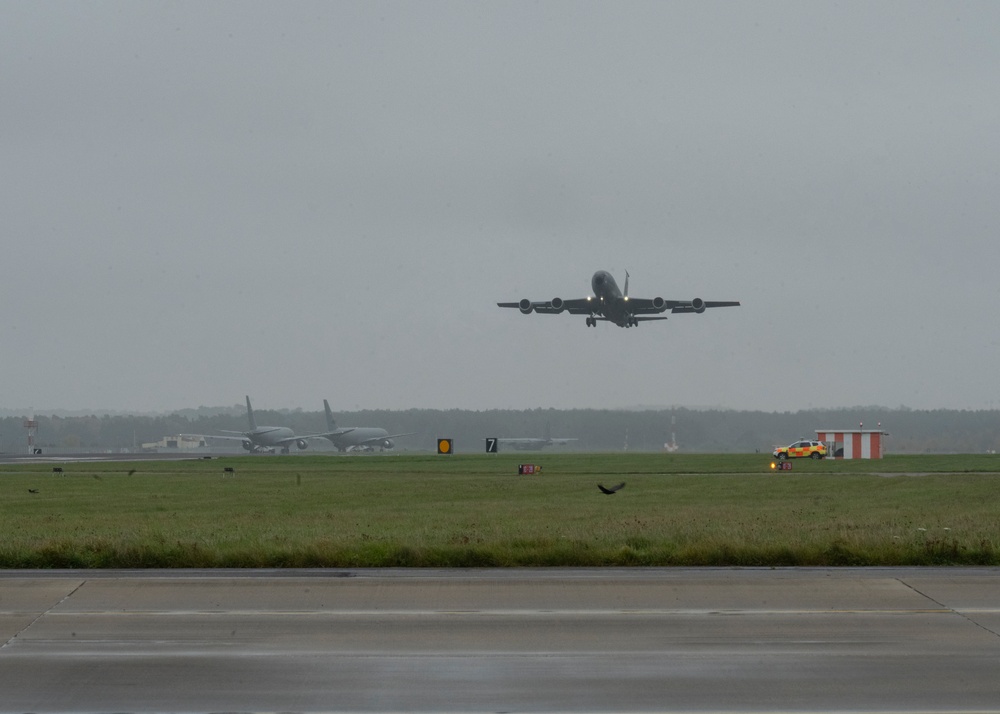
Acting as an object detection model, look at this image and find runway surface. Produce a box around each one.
[1,567,998,712]
[0,451,217,464]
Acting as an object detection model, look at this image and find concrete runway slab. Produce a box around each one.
[1,568,999,712]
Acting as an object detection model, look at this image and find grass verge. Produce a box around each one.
[1,453,998,567]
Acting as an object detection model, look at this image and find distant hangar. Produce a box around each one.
[815,429,888,459]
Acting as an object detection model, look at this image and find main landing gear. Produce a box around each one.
[586,317,597,327]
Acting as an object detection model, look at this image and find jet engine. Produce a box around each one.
[296,439,308,450]
[518,298,534,314]
[691,297,706,314]
[241,440,252,451]
[550,297,564,312]
[381,439,395,450]
[651,296,665,311]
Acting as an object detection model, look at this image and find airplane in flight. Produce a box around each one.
[318,399,415,452]
[497,424,577,451]
[498,270,740,327]
[188,396,341,454]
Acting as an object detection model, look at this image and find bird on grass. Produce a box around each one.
[27,489,38,494]
[597,482,625,495]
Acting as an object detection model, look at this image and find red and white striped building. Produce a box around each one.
[815,429,887,459]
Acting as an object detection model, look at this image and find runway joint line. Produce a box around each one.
[0,580,85,651]
[897,577,1000,640]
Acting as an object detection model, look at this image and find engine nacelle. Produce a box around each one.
[381,439,395,450]
[241,439,253,451]
[296,439,308,450]
[691,297,706,314]
[550,297,564,312]
[518,298,534,314]
[651,296,665,311]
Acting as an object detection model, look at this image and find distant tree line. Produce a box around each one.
[1,406,998,454]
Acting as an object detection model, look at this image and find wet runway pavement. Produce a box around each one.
[1,567,998,712]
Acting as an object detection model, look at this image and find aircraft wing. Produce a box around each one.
[559,298,599,314]
[308,428,358,440]
[623,298,740,314]
[497,301,568,315]
[274,435,310,447]
[623,297,666,314]
[184,433,248,443]
[666,300,741,314]
[498,437,578,445]
[500,296,740,317]
[497,298,597,315]
[499,437,578,442]
[355,431,417,446]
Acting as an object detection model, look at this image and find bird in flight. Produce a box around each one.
[597,482,625,494]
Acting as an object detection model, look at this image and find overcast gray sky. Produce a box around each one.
[3,1,998,414]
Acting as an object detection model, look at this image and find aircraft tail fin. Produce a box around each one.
[624,270,630,297]
[245,395,257,431]
[323,399,336,431]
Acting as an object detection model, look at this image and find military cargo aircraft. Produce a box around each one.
[498,270,740,328]
[498,424,577,451]
[186,396,339,454]
[318,399,415,452]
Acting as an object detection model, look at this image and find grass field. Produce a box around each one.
[1,453,998,567]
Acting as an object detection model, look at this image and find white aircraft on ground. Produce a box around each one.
[318,399,415,452]
[186,396,343,454]
[498,424,577,451]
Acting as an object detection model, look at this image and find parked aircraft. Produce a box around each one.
[498,270,740,328]
[319,399,414,452]
[187,396,339,454]
[498,424,577,451]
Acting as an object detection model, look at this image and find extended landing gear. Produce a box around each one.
[586,316,597,327]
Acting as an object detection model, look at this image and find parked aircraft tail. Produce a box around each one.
[245,395,257,431]
[323,399,336,431]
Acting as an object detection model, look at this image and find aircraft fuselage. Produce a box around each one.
[590,270,634,327]
[324,428,394,452]
[505,439,551,451]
